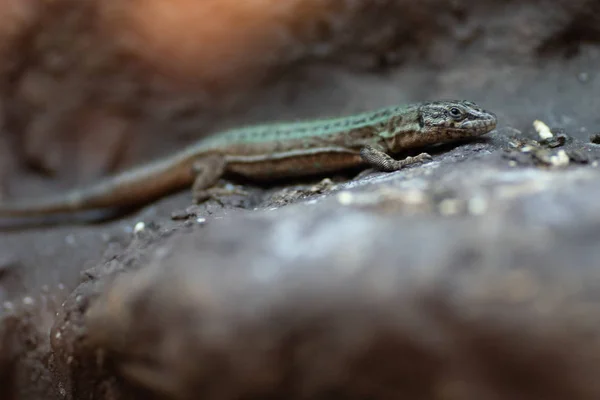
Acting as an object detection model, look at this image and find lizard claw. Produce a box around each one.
[415,152,432,162]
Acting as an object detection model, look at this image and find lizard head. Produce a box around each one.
[418,100,497,140]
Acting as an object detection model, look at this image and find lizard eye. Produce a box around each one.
[449,107,463,119]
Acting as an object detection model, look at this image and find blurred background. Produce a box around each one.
[1,1,600,399]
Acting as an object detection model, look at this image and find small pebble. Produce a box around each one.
[337,191,354,205]
[590,133,600,145]
[533,120,553,140]
[549,149,570,167]
[402,189,427,205]
[133,221,145,233]
[439,198,461,216]
[468,196,488,216]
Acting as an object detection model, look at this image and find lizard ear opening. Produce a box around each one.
[418,113,424,129]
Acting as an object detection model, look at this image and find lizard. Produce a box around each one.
[0,100,496,217]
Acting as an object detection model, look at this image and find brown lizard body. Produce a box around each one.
[0,100,497,217]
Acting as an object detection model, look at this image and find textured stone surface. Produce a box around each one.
[49,132,600,399]
[0,0,600,399]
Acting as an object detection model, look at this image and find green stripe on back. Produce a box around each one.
[201,104,412,147]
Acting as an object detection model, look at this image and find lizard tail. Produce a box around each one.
[0,156,200,218]
[0,191,98,217]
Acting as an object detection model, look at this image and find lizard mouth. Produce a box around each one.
[465,118,497,135]
[457,116,497,136]
[430,117,496,143]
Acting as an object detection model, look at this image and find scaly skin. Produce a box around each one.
[0,100,496,217]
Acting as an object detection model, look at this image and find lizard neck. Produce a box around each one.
[377,105,425,153]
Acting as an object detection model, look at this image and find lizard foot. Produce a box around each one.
[360,145,433,172]
[412,152,433,163]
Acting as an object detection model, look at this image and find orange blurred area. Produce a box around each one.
[103,0,334,89]
[0,0,343,180]
[0,0,355,180]
[0,0,38,51]
[0,0,339,90]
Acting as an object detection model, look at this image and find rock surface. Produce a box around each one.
[0,0,600,399]
[44,131,600,400]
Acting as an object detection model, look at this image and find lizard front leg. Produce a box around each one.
[191,155,226,203]
[359,145,431,172]
[191,155,247,203]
